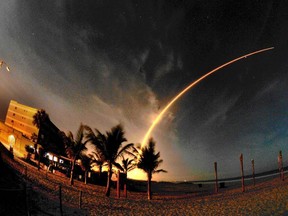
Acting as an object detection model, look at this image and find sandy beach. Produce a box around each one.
[1,151,288,216]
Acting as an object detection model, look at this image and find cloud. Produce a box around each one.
[154,52,174,82]
[202,93,241,128]
[253,79,280,101]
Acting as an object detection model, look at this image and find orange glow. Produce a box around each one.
[8,134,15,147]
[128,168,147,180]
[142,47,274,147]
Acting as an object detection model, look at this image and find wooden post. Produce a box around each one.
[79,191,82,209]
[124,184,127,198]
[240,153,245,192]
[117,170,120,198]
[59,184,63,216]
[214,162,218,193]
[278,151,284,181]
[251,159,255,186]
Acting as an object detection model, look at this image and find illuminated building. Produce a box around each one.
[0,100,65,158]
[5,100,39,139]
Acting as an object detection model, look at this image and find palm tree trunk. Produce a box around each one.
[34,143,38,160]
[37,148,42,171]
[105,162,112,197]
[147,172,152,200]
[124,173,127,198]
[99,165,102,177]
[85,170,88,184]
[70,159,76,185]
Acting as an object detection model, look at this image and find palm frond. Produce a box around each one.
[65,124,86,160]
[153,169,167,174]
[116,143,135,159]
[112,162,124,172]
[137,138,167,175]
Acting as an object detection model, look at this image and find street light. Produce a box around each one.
[0,60,10,72]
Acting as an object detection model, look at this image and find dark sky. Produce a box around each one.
[1,0,288,181]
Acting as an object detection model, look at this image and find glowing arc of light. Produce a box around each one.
[142,47,274,147]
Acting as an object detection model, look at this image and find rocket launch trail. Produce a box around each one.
[142,47,274,147]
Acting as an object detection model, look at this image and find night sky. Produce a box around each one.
[1,0,288,181]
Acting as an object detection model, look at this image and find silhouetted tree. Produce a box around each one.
[79,153,92,184]
[65,124,87,185]
[32,109,66,156]
[90,151,105,177]
[33,109,50,129]
[137,138,167,200]
[85,124,134,197]
[120,156,137,197]
[32,109,50,159]
[121,156,136,176]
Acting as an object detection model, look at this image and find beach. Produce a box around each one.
[1,150,288,216]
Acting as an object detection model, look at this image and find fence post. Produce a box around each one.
[59,184,63,216]
[79,191,82,209]
[117,170,120,198]
[251,159,255,186]
[214,162,218,193]
[124,184,127,198]
[278,151,284,181]
[240,153,245,192]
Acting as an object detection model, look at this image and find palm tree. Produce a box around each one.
[120,156,137,197]
[90,151,105,176]
[121,156,137,176]
[79,153,92,184]
[85,124,134,197]
[65,124,87,185]
[32,109,50,160]
[137,138,167,200]
[33,109,50,129]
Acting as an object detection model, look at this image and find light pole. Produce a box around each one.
[0,60,10,72]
